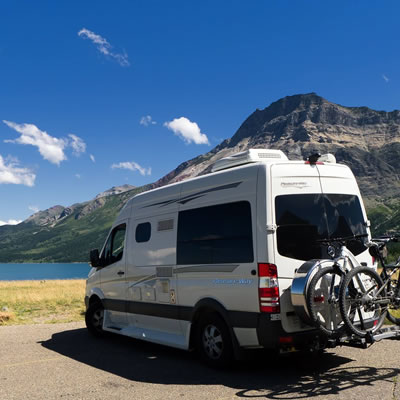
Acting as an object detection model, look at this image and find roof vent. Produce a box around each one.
[319,153,336,163]
[211,149,288,172]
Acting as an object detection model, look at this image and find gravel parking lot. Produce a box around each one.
[1,322,400,400]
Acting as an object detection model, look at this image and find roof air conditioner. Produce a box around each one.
[211,149,288,172]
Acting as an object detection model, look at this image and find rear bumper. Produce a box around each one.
[256,314,322,350]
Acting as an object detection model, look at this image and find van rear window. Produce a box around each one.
[275,194,367,261]
[177,201,253,265]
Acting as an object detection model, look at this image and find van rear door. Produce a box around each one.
[270,163,323,333]
[317,163,371,266]
[317,163,362,195]
[271,162,369,280]
[270,162,369,333]
[270,162,322,279]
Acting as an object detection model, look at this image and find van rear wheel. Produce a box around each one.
[196,313,233,367]
[85,301,105,337]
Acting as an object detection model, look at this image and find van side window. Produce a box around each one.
[177,201,253,265]
[102,224,126,267]
[136,222,151,243]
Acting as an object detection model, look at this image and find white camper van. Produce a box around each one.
[85,149,372,365]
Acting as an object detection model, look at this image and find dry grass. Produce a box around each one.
[0,279,86,325]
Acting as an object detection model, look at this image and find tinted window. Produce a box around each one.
[177,201,253,265]
[136,222,151,243]
[275,194,367,260]
[102,224,126,266]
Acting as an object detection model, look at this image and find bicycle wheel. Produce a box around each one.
[382,269,400,325]
[339,266,387,337]
[306,265,346,337]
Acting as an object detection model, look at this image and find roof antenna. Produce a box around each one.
[307,153,321,164]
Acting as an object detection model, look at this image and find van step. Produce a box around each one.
[106,326,122,331]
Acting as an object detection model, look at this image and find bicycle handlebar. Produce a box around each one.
[372,235,399,244]
[316,233,369,245]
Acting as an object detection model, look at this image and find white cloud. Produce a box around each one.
[0,219,22,226]
[3,121,88,164]
[29,205,39,213]
[111,161,151,176]
[78,28,130,67]
[68,134,86,156]
[0,155,36,186]
[382,74,390,83]
[90,154,96,163]
[164,117,209,145]
[75,174,81,179]
[3,120,67,165]
[140,115,157,126]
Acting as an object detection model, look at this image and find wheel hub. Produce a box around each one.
[92,309,104,330]
[203,324,223,359]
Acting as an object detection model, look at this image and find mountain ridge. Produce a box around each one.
[150,93,400,197]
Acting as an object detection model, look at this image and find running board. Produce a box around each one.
[106,326,122,331]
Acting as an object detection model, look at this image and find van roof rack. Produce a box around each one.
[211,149,288,172]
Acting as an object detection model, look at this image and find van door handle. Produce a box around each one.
[117,271,125,276]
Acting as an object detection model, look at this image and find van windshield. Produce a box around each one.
[275,194,367,261]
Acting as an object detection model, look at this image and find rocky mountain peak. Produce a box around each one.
[226,93,400,151]
[227,93,327,146]
[95,184,136,199]
[25,205,66,227]
[258,92,326,118]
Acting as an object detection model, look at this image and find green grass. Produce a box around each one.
[0,280,86,325]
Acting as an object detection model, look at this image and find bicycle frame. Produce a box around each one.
[331,245,363,274]
[292,242,365,327]
[369,239,400,308]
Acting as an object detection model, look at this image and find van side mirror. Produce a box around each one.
[90,249,101,268]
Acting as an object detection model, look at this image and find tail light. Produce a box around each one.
[279,336,293,344]
[258,263,280,313]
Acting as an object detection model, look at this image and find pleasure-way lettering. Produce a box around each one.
[85,149,372,366]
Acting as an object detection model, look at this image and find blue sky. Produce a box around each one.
[1,0,399,224]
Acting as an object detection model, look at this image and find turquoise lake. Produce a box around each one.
[0,263,91,281]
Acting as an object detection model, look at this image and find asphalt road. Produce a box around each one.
[1,321,400,400]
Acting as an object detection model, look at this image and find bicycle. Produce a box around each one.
[305,234,370,337]
[338,235,400,338]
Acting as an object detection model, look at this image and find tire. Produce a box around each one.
[306,265,346,337]
[85,301,105,337]
[339,266,387,338]
[196,313,233,367]
[381,270,400,325]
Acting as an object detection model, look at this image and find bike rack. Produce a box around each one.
[328,325,400,349]
[369,325,400,342]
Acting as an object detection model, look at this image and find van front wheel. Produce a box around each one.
[85,301,105,337]
[196,313,233,367]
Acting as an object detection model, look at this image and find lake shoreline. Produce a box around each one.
[0,261,88,264]
[0,263,91,281]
